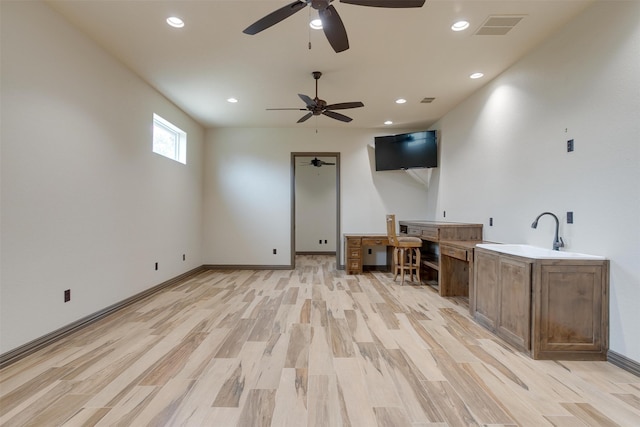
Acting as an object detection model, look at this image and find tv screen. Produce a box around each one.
[374,130,437,171]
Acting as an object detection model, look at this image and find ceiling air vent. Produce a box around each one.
[421,97,435,104]
[475,15,525,36]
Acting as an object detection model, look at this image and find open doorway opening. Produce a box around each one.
[291,152,340,269]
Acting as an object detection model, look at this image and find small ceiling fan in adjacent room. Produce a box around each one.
[243,0,426,53]
[301,157,336,167]
[267,71,364,123]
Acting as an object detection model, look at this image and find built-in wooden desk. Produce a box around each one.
[345,222,484,288]
[399,221,483,296]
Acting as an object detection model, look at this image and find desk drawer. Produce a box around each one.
[347,248,361,259]
[441,244,468,261]
[346,237,362,248]
[406,226,422,237]
[347,258,362,272]
[421,227,439,241]
[362,237,389,246]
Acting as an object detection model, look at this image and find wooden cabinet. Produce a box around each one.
[496,256,531,351]
[473,249,532,351]
[473,250,500,329]
[533,263,608,360]
[473,247,609,360]
[344,236,362,275]
[344,234,389,275]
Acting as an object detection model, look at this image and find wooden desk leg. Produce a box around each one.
[409,249,414,282]
[392,247,398,281]
[400,248,406,285]
[414,248,421,283]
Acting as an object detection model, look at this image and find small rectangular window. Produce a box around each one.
[153,113,186,164]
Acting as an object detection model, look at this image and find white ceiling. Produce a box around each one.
[46,0,593,130]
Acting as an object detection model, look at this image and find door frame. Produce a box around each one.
[291,152,341,269]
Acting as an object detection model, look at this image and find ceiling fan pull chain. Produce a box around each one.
[308,7,312,50]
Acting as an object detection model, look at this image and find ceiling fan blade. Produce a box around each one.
[298,94,316,107]
[297,112,314,123]
[320,5,349,53]
[323,110,353,122]
[325,101,364,110]
[339,0,425,7]
[243,0,308,35]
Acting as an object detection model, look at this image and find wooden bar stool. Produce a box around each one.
[386,214,422,285]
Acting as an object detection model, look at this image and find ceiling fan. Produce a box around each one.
[267,71,364,123]
[243,0,426,53]
[301,157,336,167]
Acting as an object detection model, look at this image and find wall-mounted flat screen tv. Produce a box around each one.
[374,130,437,171]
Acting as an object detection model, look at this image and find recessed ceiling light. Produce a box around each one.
[166,17,184,28]
[451,20,470,31]
[395,98,407,104]
[310,19,322,30]
[384,121,393,125]
[227,98,238,103]
[470,72,484,79]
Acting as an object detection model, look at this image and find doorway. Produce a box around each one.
[291,152,340,269]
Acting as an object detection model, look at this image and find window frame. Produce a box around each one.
[152,113,187,164]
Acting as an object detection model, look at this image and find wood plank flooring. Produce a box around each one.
[1,255,639,426]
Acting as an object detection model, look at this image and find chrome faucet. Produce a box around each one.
[531,212,565,251]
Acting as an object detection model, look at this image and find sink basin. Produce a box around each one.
[476,244,605,260]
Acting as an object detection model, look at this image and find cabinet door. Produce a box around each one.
[532,263,608,360]
[497,258,532,351]
[473,251,499,330]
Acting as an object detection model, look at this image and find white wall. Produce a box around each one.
[3,0,636,367]
[0,2,204,353]
[202,127,430,266]
[429,1,640,362]
[295,156,337,253]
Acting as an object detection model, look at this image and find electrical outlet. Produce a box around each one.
[324,240,327,244]
[567,211,574,224]
[567,139,574,152]
[368,248,372,254]
[183,254,186,261]
[273,249,277,255]
[64,289,70,302]
[489,217,493,226]
[319,239,322,244]
[155,262,158,271]
[443,210,446,218]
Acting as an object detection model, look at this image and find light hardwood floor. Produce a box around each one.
[1,255,639,426]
